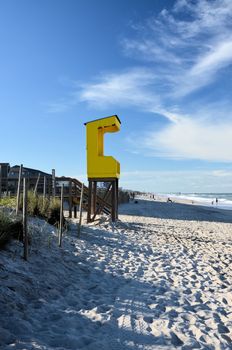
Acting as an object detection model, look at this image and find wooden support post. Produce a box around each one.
[87,180,93,223]
[23,177,28,261]
[58,184,64,247]
[48,177,51,199]
[93,181,97,215]
[69,179,72,218]
[116,178,119,219]
[43,176,47,199]
[16,164,23,215]
[111,180,116,222]
[6,170,9,197]
[78,183,84,237]
[92,183,112,221]
[74,205,77,218]
[0,165,2,199]
[52,169,56,197]
[74,183,77,218]
[34,172,40,195]
[27,176,31,192]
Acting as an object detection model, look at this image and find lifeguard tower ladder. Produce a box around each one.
[85,115,121,222]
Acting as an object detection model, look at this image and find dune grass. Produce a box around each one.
[0,196,17,208]
[0,192,62,226]
[0,211,23,248]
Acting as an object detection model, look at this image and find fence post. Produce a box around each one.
[74,183,77,218]
[43,176,47,200]
[6,167,9,197]
[0,165,2,199]
[58,184,64,247]
[23,177,28,261]
[16,164,23,215]
[78,183,84,237]
[34,172,40,195]
[52,169,56,197]
[69,179,72,218]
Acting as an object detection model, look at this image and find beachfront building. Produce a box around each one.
[0,163,52,195]
[0,163,10,195]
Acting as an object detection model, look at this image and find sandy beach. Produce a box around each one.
[1,198,232,349]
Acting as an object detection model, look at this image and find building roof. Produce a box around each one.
[10,165,51,177]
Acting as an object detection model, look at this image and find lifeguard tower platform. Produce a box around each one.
[85,115,121,222]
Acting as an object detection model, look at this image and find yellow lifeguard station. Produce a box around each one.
[84,115,121,222]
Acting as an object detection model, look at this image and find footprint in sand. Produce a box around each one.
[183,288,192,295]
[217,323,230,334]
[147,319,169,338]
[170,331,184,347]
[97,305,112,313]
[167,309,179,318]
[221,334,232,344]
[190,274,197,280]
[148,303,166,317]
[143,316,153,324]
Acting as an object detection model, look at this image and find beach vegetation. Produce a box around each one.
[0,211,23,249]
[0,192,62,226]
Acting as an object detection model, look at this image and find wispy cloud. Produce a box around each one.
[48,0,232,106]
[47,0,232,163]
[76,0,232,105]
[123,0,232,97]
[191,40,232,76]
[78,68,184,123]
[142,117,232,162]
[79,68,159,109]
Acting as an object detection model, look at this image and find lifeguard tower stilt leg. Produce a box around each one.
[87,178,119,223]
[87,181,93,223]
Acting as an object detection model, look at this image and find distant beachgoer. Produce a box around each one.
[212,200,214,205]
[216,198,218,204]
[167,198,172,203]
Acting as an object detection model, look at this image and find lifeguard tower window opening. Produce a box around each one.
[103,128,120,159]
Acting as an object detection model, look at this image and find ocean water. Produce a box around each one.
[166,193,232,210]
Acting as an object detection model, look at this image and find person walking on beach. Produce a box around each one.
[216,198,218,204]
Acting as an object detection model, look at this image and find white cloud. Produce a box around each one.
[47,0,232,165]
[77,0,232,107]
[120,169,232,192]
[191,39,232,76]
[143,118,232,162]
[48,0,232,107]
[212,170,232,177]
[123,0,232,97]
[78,68,183,123]
[79,68,158,108]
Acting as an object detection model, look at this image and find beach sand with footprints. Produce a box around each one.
[1,198,232,349]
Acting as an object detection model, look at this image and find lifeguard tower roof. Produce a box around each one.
[84,115,121,125]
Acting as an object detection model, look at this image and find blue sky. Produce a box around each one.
[1,0,232,192]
